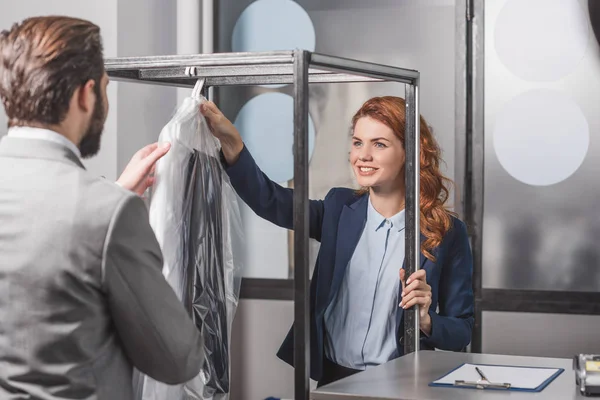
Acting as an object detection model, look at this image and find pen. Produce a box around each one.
[475,366,488,382]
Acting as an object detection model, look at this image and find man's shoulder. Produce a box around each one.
[75,172,139,226]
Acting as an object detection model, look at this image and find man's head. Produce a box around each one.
[0,16,108,158]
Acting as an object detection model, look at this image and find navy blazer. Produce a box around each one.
[225,146,474,382]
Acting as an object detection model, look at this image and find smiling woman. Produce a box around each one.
[352,117,405,185]
[350,96,455,262]
[199,96,474,387]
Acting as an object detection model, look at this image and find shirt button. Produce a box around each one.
[386,220,390,225]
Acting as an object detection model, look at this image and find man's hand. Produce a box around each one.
[117,142,171,196]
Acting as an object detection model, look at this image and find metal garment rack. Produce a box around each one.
[105,49,421,400]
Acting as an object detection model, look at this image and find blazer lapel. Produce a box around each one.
[396,233,428,340]
[326,195,368,306]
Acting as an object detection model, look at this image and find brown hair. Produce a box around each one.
[352,96,456,261]
[0,16,104,127]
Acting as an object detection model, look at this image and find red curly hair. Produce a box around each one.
[352,96,456,261]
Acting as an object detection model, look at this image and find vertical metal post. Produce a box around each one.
[455,0,468,221]
[293,49,310,400]
[466,0,485,354]
[404,81,421,355]
[455,0,485,354]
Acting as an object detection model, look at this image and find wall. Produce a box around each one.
[481,0,600,356]
[230,300,297,400]
[483,312,600,357]
[116,0,178,172]
[218,0,458,282]
[0,0,119,180]
[0,0,178,178]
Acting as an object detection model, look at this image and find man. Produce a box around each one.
[0,16,204,399]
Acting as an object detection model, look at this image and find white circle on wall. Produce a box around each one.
[232,0,316,53]
[494,0,589,82]
[234,92,316,183]
[493,89,589,186]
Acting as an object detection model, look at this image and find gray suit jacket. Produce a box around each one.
[0,136,204,400]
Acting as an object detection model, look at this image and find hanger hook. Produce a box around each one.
[192,77,205,98]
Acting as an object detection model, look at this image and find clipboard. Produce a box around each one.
[428,363,564,392]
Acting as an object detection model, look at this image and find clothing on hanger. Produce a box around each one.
[135,92,243,400]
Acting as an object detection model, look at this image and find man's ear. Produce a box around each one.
[76,79,96,114]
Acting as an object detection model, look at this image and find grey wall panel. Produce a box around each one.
[0,0,178,179]
[483,0,600,292]
[219,1,457,195]
[483,311,600,358]
[116,0,178,173]
[229,299,315,400]
[218,0,457,279]
[0,1,119,180]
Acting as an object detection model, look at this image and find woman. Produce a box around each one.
[200,96,474,387]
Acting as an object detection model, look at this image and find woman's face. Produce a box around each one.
[350,116,405,191]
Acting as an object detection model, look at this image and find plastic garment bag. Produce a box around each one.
[135,88,243,400]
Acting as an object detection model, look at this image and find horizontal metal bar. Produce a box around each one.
[108,70,383,87]
[107,75,195,89]
[239,278,293,301]
[104,51,294,70]
[202,74,383,86]
[105,51,417,85]
[480,289,600,315]
[107,69,140,80]
[138,65,328,79]
[310,52,419,84]
[137,65,385,82]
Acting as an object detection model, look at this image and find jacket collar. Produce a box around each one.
[0,136,85,170]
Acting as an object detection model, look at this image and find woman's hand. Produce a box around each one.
[399,268,433,336]
[199,101,244,165]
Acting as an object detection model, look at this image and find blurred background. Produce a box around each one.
[1,0,600,398]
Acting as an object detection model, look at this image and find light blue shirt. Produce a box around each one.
[324,196,405,370]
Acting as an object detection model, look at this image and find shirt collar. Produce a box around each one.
[7,126,81,159]
[367,196,406,232]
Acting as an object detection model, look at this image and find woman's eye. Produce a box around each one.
[353,141,362,147]
[375,142,387,148]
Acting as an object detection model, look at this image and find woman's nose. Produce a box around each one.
[358,149,373,162]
